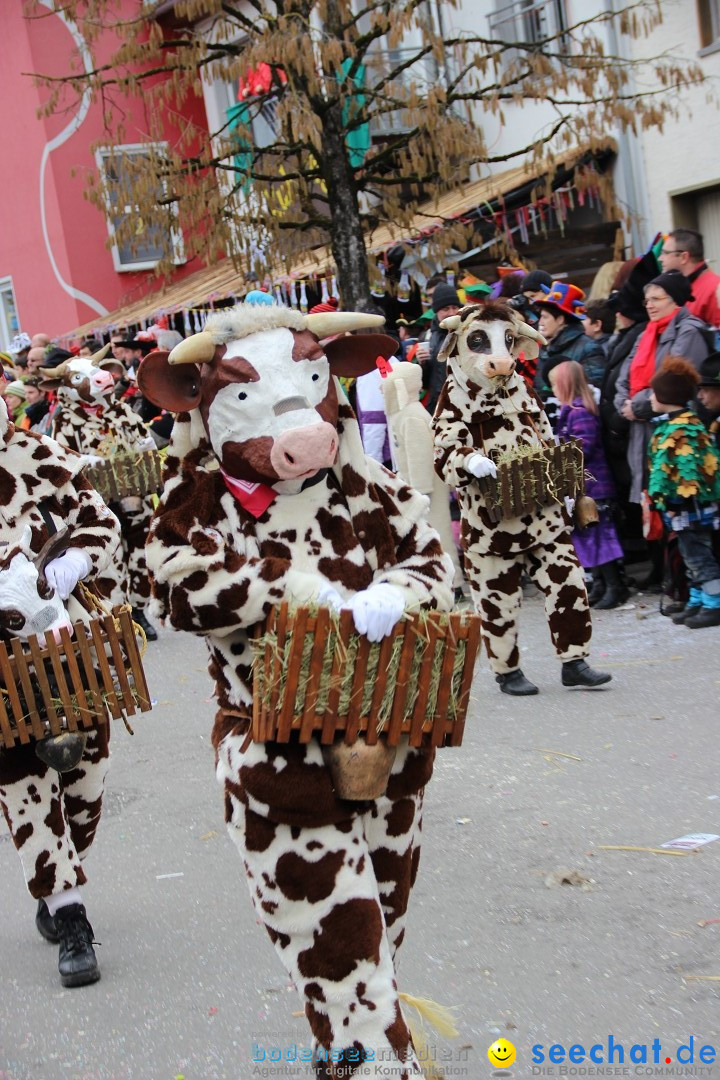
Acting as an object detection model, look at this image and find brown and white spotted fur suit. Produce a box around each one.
[433,303,591,676]
[144,308,453,1079]
[0,419,121,901]
[51,399,154,610]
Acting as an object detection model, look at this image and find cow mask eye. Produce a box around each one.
[3,611,25,632]
[505,330,515,350]
[466,329,491,354]
[71,373,84,385]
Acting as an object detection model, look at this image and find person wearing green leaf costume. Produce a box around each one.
[648,356,720,628]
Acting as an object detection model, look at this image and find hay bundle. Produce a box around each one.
[251,603,481,748]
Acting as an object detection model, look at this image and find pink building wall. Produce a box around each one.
[2,4,208,340]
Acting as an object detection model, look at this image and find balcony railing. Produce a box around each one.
[489,0,567,47]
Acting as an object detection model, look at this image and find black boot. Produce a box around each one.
[671,603,702,624]
[132,607,158,642]
[587,569,606,607]
[593,561,629,610]
[496,669,539,696]
[561,659,612,688]
[35,898,59,944]
[685,607,720,629]
[54,903,100,988]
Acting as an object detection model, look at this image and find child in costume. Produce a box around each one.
[648,356,720,628]
[551,361,627,610]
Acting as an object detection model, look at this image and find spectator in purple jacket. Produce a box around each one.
[551,361,628,609]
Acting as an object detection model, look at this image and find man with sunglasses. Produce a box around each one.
[660,228,720,329]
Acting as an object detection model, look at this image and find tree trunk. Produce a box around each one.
[321,103,372,312]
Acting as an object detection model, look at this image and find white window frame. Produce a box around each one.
[95,142,185,272]
[0,276,21,353]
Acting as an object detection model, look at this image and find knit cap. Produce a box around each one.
[521,270,553,293]
[651,356,700,407]
[309,297,339,314]
[4,380,26,400]
[431,283,462,313]
[646,271,694,308]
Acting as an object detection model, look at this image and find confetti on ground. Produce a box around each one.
[156,872,185,879]
[682,975,720,982]
[661,833,720,850]
[698,918,720,927]
[200,830,218,841]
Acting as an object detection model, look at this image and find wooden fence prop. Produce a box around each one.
[474,439,585,523]
[251,604,482,748]
[0,608,152,750]
[84,451,164,502]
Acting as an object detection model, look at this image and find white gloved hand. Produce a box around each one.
[119,495,143,514]
[45,549,93,600]
[342,583,406,643]
[81,454,107,468]
[465,452,498,479]
[564,496,576,516]
[285,569,343,609]
[315,582,344,610]
[135,435,157,454]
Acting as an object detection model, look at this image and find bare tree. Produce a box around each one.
[29,0,704,309]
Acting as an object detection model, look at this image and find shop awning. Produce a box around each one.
[65,143,614,339]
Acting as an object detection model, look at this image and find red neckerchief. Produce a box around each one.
[220,469,277,518]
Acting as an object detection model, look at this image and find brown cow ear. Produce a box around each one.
[137,349,203,412]
[325,334,398,378]
[99,359,126,379]
[38,376,63,392]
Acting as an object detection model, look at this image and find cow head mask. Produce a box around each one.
[39,343,125,405]
[137,304,398,493]
[437,301,546,390]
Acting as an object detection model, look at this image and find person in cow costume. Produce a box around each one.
[432,302,612,696]
[140,303,454,1079]
[40,346,159,640]
[0,394,121,987]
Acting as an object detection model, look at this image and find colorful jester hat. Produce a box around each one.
[648,359,720,508]
[537,281,587,321]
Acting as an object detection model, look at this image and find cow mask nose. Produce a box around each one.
[92,371,115,393]
[483,356,516,378]
[270,422,339,480]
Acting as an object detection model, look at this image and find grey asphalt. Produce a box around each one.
[1,592,720,1080]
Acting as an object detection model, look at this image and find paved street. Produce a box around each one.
[2,593,720,1079]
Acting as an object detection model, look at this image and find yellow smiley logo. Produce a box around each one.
[488,1039,516,1068]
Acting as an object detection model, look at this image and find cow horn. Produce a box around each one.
[305,312,385,338]
[40,362,69,379]
[168,332,216,365]
[90,342,112,366]
[32,526,70,572]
